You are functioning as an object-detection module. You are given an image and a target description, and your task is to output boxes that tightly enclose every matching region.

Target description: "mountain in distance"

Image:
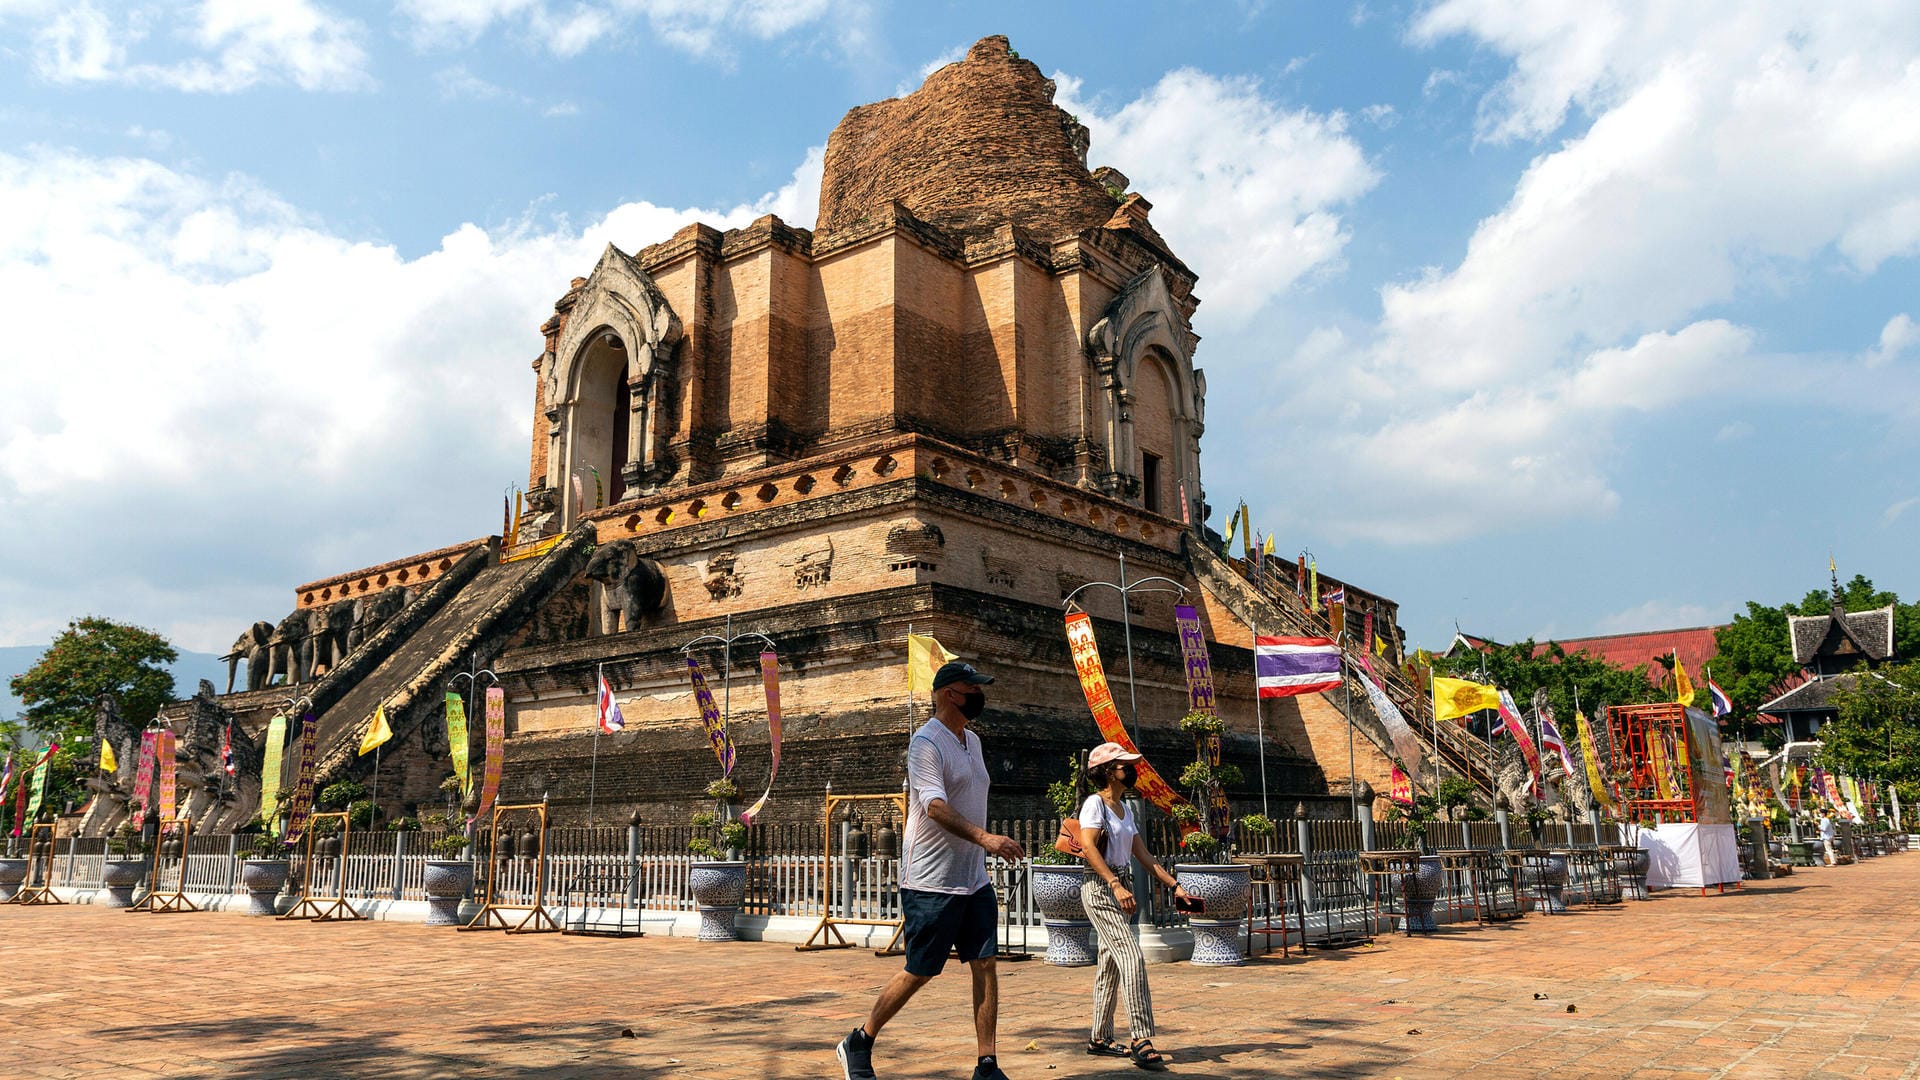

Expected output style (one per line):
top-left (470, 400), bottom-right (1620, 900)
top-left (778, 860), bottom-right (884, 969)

top-left (1, 644), bottom-right (230, 724)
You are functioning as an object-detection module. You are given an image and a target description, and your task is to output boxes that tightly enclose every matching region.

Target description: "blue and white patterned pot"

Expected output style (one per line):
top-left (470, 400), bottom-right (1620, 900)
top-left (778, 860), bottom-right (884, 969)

top-left (239, 859), bottom-right (290, 917)
top-left (1396, 856), bottom-right (1446, 933)
top-left (422, 859), bottom-right (474, 926)
top-left (689, 860), bottom-right (748, 941)
top-left (1176, 864), bottom-right (1251, 967)
top-left (101, 858), bottom-right (146, 909)
top-left (1031, 864), bottom-right (1094, 967)
top-left (1616, 847), bottom-right (1651, 900)
top-left (1520, 853), bottom-right (1572, 913)
top-left (0, 858), bottom-right (25, 902)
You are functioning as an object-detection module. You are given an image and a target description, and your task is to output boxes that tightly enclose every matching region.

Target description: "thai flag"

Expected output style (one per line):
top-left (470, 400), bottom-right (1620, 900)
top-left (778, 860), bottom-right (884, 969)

top-left (1539, 709), bottom-right (1576, 777)
top-left (1708, 679), bottom-right (1732, 718)
top-left (1255, 636), bottom-right (1342, 698)
top-left (597, 671), bottom-right (625, 734)
top-left (222, 723), bottom-right (236, 776)
top-left (1325, 586), bottom-right (1346, 606)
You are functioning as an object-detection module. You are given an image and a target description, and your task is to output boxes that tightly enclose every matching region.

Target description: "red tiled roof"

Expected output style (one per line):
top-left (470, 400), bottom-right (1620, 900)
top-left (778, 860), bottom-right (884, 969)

top-left (1535, 626), bottom-right (1723, 686)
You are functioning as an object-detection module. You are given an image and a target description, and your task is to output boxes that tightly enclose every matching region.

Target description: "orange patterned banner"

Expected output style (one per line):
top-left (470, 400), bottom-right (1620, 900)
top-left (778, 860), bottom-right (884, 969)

top-left (1064, 612), bottom-right (1190, 819)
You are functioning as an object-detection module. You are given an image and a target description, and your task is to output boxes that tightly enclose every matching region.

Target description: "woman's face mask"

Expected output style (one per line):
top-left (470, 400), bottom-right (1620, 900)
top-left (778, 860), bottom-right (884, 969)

top-left (1117, 764), bottom-right (1139, 788)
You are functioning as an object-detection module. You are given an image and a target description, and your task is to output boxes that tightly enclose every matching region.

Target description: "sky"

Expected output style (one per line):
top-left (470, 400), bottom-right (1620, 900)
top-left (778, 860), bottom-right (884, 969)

top-left (0, 0), bottom-right (1916, 659)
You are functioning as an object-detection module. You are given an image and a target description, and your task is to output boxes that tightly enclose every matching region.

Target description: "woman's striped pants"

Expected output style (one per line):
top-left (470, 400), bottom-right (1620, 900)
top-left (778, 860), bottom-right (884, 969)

top-left (1083, 872), bottom-right (1155, 1042)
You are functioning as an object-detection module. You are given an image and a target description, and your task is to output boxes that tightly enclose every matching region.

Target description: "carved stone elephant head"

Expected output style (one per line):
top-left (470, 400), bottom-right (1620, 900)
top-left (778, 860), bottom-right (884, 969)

top-left (582, 539), bottom-right (667, 634)
top-left (311, 600), bottom-right (358, 675)
top-left (267, 608), bottom-right (315, 687)
top-left (347, 586), bottom-right (409, 653)
top-left (224, 620), bottom-right (274, 694)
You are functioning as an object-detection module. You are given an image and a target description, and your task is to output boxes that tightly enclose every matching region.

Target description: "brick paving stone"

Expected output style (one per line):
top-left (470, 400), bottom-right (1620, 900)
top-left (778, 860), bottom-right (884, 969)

top-left (2, 855), bottom-right (1919, 1078)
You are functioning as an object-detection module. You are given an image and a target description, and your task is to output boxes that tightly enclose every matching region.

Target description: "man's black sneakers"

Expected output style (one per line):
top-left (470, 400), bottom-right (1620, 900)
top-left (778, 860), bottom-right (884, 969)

top-left (971, 1055), bottom-right (1011, 1080)
top-left (836, 1026), bottom-right (877, 1080)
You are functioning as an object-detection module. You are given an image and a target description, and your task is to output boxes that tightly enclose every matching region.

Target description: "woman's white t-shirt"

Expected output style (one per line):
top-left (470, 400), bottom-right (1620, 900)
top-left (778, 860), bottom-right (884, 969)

top-left (1077, 793), bottom-right (1137, 871)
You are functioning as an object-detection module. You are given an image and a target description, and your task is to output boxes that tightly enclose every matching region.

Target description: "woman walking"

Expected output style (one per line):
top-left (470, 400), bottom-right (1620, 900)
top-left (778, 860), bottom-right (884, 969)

top-left (1076, 741), bottom-right (1188, 1070)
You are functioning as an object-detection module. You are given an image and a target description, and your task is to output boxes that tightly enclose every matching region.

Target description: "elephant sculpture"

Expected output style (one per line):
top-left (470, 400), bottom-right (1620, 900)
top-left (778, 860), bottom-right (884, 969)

top-left (224, 620), bottom-right (274, 694)
top-left (582, 539), bottom-right (667, 634)
top-left (347, 586), bottom-right (409, 653)
top-left (267, 608), bottom-right (314, 687)
top-left (311, 600), bottom-right (357, 675)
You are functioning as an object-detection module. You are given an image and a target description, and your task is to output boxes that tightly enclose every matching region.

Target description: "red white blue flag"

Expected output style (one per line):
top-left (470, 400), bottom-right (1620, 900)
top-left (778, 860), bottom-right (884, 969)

top-left (1708, 678), bottom-right (1732, 718)
top-left (1255, 636), bottom-right (1342, 698)
top-left (596, 670), bottom-right (625, 734)
top-left (222, 722), bottom-right (236, 776)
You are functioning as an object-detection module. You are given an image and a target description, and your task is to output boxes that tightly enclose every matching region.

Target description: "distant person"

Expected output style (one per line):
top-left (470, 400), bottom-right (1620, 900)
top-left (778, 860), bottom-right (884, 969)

top-left (1074, 741), bottom-right (1188, 1070)
top-left (1820, 812), bottom-right (1837, 865)
top-left (836, 661), bottom-right (1024, 1080)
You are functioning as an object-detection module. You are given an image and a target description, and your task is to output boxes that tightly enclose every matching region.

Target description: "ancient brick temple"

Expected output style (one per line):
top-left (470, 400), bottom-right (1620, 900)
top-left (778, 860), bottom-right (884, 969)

top-left (95, 37), bottom-right (1411, 835)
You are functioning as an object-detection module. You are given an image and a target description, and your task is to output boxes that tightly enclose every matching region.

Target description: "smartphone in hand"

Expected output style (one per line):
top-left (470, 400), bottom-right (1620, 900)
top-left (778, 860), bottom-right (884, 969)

top-left (1173, 894), bottom-right (1205, 914)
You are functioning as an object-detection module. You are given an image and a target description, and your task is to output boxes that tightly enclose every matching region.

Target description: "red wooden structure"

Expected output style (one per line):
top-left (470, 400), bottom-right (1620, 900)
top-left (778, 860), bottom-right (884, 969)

top-left (1607, 703), bottom-right (1700, 823)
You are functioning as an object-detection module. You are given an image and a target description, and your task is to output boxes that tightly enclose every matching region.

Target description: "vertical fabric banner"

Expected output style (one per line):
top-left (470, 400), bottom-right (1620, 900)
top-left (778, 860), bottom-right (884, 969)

top-left (445, 692), bottom-right (471, 794)
top-left (478, 687), bottom-right (505, 820)
top-left (282, 714), bottom-right (320, 844)
top-left (685, 656), bottom-right (738, 777)
top-left (23, 745), bottom-right (55, 827)
top-left (739, 652), bottom-right (784, 826)
top-left (1575, 713), bottom-right (1616, 813)
top-left (1360, 669), bottom-right (1424, 779)
top-left (1388, 764), bottom-right (1414, 806)
top-left (1064, 612), bottom-right (1191, 819)
top-left (1647, 731), bottom-right (1676, 800)
top-left (259, 713), bottom-right (288, 828)
top-left (11, 761), bottom-right (27, 837)
top-left (1172, 605), bottom-right (1229, 838)
top-left (1496, 690), bottom-right (1543, 798)
top-left (156, 730), bottom-right (177, 821)
top-left (132, 730), bottom-right (158, 819)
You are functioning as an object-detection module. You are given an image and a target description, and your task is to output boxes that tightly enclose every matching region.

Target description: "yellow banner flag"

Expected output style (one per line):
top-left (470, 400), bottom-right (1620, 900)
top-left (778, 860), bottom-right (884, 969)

top-left (907, 633), bottom-right (958, 695)
top-left (1433, 677), bottom-right (1503, 723)
top-left (1374, 634), bottom-right (1389, 657)
top-left (1575, 712), bottom-right (1616, 812)
top-left (1673, 654), bottom-right (1694, 705)
top-left (1262, 533), bottom-right (1275, 557)
top-left (99, 739), bottom-right (117, 774)
top-left (1239, 502), bottom-right (1252, 558)
top-left (1648, 731), bottom-right (1676, 800)
top-left (359, 703), bottom-right (393, 756)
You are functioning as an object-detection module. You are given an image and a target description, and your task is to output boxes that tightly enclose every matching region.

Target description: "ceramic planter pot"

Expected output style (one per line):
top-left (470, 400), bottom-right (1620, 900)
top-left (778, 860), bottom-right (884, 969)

top-left (688, 860), bottom-right (748, 941)
top-left (1530, 853), bottom-right (1571, 913)
top-left (100, 857), bottom-right (146, 909)
top-left (423, 859), bottom-right (475, 926)
top-left (1175, 864), bottom-right (1251, 966)
top-left (239, 859), bottom-right (290, 916)
top-left (0, 857), bottom-right (26, 902)
top-left (1389, 856), bottom-right (1446, 932)
top-left (1030, 863), bottom-right (1094, 967)
top-left (1613, 847), bottom-right (1651, 900)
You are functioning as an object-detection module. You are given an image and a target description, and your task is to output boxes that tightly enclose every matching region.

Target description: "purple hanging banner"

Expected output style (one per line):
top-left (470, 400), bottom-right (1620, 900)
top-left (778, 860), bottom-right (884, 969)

top-left (282, 714), bottom-right (320, 844)
top-left (686, 656), bottom-right (737, 777)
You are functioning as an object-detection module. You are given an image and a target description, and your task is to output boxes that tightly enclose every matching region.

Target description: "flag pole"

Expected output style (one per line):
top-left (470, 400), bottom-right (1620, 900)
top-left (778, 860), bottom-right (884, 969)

top-left (1342, 636), bottom-right (1356, 823)
top-left (371, 742), bottom-right (381, 828)
top-left (588, 662), bottom-right (602, 826)
top-left (1253, 613), bottom-right (1268, 817)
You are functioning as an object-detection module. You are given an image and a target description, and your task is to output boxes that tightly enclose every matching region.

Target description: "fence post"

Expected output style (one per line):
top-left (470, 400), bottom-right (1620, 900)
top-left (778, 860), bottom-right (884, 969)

top-left (1459, 821), bottom-right (1471, 849)
top-left (1357, 802), bottom-right (1375, 851)
top-left (65, 834), bottom-right (78, 886)
top-left (392, 831), bottom-right (406, 900)
top-left (1495, 808), bottom-right (1511, 849)
top-left (1296, 816), bottom-right (1315, 911)
top-left (226, 834), bottom-right (240, 894)
top-left (1562, 821), bottom-right (1574, 847)
top-left (626, 823), bottom-right (640, 907)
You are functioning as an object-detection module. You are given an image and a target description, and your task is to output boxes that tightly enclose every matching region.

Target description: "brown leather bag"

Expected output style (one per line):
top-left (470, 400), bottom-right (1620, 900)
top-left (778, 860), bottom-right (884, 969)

top-left (1054, 817), bottom-right (1085, 856)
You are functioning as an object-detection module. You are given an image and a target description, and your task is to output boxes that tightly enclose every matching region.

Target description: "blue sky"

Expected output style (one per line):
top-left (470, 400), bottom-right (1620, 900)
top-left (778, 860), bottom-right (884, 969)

top-left (0, 1), bottom-right (1915, 658)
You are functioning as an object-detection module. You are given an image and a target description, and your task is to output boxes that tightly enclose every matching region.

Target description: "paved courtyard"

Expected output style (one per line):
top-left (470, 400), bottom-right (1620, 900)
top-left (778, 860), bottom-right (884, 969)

top-left (3, 855), bottom-right (1918, 1079)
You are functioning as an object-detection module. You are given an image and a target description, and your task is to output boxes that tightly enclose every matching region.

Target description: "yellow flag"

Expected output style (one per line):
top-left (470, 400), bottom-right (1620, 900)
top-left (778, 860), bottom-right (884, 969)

top-left (1262, 533), bottom-right (1275, 557)
top-left (1225, 504), bottom-right (1241, 547)
top-left (1374, 634), bottom-right (1388, 657)
top-left (906, 634), bottom-right (958, 695)
top-left (100, 740), bottom-right (117, 774)
top-left (1432, 677), bottom-right (1503, 723)
top-left (359, 703), bottom-right (393, 756)
top-left (1673, 654), bottom-right (1694, 705)
top-left (1575, 712), bottom-right (1616, 812)
top-left (1239, 502), bottom-right (1253, 557)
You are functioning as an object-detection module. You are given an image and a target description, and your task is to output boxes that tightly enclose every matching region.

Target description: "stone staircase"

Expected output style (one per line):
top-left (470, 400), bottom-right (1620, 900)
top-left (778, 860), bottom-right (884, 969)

top-left (1187, 540), bottom-right (1497, 802)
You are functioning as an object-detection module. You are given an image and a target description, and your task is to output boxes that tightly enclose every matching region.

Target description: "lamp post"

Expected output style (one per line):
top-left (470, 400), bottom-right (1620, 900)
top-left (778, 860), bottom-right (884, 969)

top-left (1061, 552), bottom-right (1188, 746)
top-left (447, 656), bottom-right (497, 818)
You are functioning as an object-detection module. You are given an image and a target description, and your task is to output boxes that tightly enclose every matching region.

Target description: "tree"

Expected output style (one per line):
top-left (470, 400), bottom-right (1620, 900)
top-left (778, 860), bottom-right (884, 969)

top-left (1823, 661), bottom-right (1920, 805)
top-left (1712, 575), bottom-right (1918, 720)
top-left (1433, 638), bottom-right (1660, 734)
top-left (8, 617), bottom-right (178, 817)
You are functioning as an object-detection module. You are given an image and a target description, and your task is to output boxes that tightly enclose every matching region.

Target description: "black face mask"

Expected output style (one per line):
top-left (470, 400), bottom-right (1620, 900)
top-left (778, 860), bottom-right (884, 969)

top-left (1117, 764), bottom-right (1138, 788)
top-left (958, 690), bottom-right (986, 720)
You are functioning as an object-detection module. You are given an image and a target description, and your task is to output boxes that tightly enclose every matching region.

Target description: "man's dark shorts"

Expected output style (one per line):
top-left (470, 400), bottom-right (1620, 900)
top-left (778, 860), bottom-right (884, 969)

top-left (901, 884), bottom-right (998, 977)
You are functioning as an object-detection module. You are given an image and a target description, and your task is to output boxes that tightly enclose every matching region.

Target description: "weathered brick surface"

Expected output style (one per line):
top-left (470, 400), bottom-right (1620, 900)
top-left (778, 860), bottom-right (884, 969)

top-left (6, 853), bottom-right (1916, 1077)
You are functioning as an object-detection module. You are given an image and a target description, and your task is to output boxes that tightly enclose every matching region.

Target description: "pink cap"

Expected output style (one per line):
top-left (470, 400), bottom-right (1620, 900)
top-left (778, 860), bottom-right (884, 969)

top-left (1087, 742), bottom-right (1143, 769)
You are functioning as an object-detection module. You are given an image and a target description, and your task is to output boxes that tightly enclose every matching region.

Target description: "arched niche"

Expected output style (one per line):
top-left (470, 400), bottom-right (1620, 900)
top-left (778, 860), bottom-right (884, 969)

top-left (543, 244), bottom-right (683, 526)
top-left (1086, 263), bottom-right (1205, 524)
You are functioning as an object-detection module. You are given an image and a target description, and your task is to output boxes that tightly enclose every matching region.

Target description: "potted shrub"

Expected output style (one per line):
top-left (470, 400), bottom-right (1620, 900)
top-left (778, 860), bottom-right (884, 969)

top-left (419, 809), bottom-right (473, 926)
top-left (687, 777), bottom-right (748, 941)
top-left (1236, 813), bottom-right (1277, 853)
top-left (1031, 758), bottom-right (1095, 967)
top-left (239, 817), bottom-right (292, 916)
top-left (1172, 711), bottom-right (1251, 967)
top-left (101, 823), bottom-right (150, 908)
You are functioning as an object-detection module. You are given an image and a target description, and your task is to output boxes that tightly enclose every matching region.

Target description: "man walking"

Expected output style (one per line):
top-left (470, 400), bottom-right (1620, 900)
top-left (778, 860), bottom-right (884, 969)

top-left (837, 661), bottom-right (1025, 1080)
top-left (1820, 811), bottom-right (1837, 865)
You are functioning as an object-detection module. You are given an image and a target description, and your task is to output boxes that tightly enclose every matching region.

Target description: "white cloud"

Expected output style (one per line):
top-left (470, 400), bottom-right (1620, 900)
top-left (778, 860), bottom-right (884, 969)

top-left (398, 0), bottom-right (874, 63)
top-left (895, 43), bottom-right (964, 96)
top-left (1223, 5), bottom-right (1920, 544)
top-left (1862, 313), bottom-right (1917, 368)
top-left (1715, 421), bottom-right (1753, 443)
top-left (1594, 600), bottom-right (1721, 635)
top-left (1056, 69), bottom-right (1379, 325)
top-left (16, 0), bottom-right (372, 93)
top-left (1884, 496), bottom-right (1920, 528)
top-left (1360, 103), bottom-right (1397, 128)
top-left (0, 146), bottom-right (819, 650)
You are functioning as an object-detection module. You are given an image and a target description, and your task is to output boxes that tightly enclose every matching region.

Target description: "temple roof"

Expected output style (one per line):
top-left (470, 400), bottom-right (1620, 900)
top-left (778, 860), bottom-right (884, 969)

top-left (1788, 604), bottom-right (1894, 665)
top-left (1760, 673), bottom-right (1854, 714)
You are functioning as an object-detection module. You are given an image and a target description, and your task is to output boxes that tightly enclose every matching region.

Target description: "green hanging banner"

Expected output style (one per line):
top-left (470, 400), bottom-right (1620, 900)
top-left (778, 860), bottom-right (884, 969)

top-left (259, 713), bottom-right (288, 833)
top-left (24, 744), bottom-right (57, 826)
top-left (445, 692), bottom-right (470, 796)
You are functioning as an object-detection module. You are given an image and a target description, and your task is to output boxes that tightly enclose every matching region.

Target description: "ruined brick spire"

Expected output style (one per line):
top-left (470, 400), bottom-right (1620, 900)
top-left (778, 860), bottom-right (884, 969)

top-left (815, 35), bottom-right (1119, 243)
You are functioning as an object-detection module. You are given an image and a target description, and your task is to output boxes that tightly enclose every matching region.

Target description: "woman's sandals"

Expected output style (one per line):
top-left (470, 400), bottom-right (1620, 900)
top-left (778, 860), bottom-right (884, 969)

top-left (1087, 1038), bottom-right (1130, 1058)
top-left (1130, 1039), bottom-right (1167, 1069)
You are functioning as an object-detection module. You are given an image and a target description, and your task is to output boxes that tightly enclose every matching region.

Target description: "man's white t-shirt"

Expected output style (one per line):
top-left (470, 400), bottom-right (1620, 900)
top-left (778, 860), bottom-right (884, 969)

top-left (902, 717), bottom-right (992, 895)
top-left (1077, 793), bottom-right (1137, 871)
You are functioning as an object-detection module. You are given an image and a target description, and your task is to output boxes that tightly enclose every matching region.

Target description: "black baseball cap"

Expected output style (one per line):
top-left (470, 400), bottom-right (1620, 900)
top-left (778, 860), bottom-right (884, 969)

top-left (931, 660), bottom-right (994, 692)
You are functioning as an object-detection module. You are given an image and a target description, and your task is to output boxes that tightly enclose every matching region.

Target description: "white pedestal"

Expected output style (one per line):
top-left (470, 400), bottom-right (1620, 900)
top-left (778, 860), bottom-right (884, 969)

top-left (1637, 823), bottom-right (1741, 890)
